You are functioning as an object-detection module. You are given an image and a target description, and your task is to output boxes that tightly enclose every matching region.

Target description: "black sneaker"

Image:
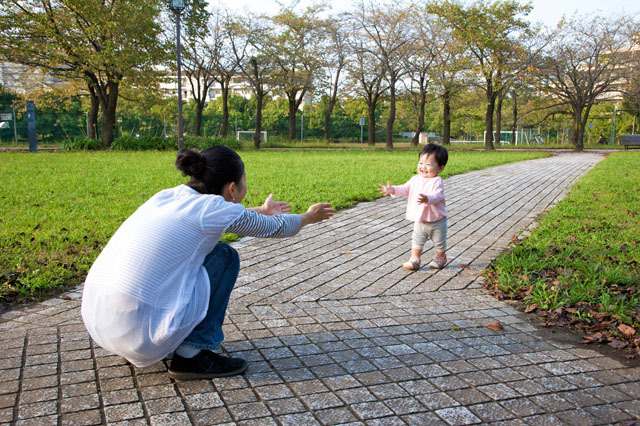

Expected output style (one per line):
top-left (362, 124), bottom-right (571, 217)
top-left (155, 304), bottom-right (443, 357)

top-left (168, 350), bottom-right (248, 380)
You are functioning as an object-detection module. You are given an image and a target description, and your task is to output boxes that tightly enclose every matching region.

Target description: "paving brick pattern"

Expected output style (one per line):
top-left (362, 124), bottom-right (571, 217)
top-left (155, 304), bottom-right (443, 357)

top-left (2, 152), bottom-right (639, 425)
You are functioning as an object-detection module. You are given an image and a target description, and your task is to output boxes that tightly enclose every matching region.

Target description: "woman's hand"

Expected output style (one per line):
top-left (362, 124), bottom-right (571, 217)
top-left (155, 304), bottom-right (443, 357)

top-left (301, 203), bottom-right (335, 226)
top-left (257, 194), bottom-right (292, 216)
top-left (378, 181), bottom-right (394, 196)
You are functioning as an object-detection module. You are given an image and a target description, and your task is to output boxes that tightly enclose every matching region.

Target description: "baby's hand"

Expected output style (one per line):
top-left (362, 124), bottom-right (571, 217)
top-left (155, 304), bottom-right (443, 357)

top-left (418, 194), bottom-right (429, 204)
top-left (378, 181), bottom-right (394, 196)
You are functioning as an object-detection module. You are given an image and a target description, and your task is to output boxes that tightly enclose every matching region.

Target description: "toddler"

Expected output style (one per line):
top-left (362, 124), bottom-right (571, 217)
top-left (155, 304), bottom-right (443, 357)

top-left (379, 143), bottom-right (448, 270)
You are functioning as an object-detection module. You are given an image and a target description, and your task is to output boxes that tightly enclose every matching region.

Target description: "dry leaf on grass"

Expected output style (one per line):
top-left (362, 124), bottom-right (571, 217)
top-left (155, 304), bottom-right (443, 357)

top-left (618, 324), bottom-right (636, 337)
top-left (486, 321), bottom-right (503, 331)
top-left (608, 339), bottom-right (628, 349)
top-left (582, 333), bottom-right (602, 344)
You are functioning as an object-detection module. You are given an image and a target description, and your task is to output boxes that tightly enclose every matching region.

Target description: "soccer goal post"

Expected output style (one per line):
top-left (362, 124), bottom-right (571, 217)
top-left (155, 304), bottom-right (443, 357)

top-left (483, 130), bottom-right (519, 145)
top-left (236, 130), bottom-right (267, 142)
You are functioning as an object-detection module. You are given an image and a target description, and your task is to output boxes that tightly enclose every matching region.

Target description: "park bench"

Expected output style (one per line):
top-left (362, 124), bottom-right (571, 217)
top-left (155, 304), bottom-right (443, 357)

top-left (620, 134), bottom-right (640, 150)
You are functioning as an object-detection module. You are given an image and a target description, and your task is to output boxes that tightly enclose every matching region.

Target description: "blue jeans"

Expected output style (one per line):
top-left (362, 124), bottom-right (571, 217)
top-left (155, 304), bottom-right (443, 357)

top-left (181, 242), bottom-right (239, 351)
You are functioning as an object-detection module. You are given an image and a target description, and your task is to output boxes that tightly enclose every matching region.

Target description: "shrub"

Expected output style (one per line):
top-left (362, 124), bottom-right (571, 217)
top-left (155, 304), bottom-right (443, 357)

top-left (107, 135), bottom-right (240, 151)
top-left (110, 135), bottom-right (172, 151)
top-left (110, 135), bottom-right (141, 151)
top-left (61, 136), bottom-right (103, 151)
top-left (184, 136), bottom-right (242, 151)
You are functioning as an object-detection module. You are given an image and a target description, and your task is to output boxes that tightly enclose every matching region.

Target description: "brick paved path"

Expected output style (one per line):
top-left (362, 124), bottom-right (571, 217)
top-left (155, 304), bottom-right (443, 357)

top-left (2, 152), bottom-right (639, 425)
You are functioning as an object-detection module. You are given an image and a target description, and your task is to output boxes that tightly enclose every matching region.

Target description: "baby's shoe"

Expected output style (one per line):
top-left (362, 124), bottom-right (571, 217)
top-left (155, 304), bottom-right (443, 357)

top-left (427, 254), bottom-right (447, 269)
top-left (402, 258), bottom-right (420, 271)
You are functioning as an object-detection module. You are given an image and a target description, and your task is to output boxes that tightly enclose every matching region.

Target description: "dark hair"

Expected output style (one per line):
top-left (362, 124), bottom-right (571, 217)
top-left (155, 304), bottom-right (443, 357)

top-left (175, 146), bottom-right (245, 195)
top-left (419, 143), bottom-right (448, 168)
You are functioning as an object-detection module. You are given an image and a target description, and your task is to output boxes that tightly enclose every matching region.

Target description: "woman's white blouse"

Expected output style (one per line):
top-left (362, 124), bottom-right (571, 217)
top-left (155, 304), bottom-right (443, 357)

top-left (81, 185), bottom-right (299, 367)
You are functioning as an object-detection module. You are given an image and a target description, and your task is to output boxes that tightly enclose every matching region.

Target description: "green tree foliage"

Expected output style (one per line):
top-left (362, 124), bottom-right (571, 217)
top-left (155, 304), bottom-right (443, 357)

top-left (179, 0), bottom-right (219, 137)
top-left (429, 0), bottom-right (532, 150)
top-left (536, 15), bottom-right (635, 150)
top-left (267, 7), bottom-right (325, 141)
top-left (0, 0), bottom-right (169, 147)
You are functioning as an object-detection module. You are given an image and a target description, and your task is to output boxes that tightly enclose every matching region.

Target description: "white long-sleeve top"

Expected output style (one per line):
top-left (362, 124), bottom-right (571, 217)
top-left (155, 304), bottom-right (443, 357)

top-left (81, 185), bottom-right (301, 367)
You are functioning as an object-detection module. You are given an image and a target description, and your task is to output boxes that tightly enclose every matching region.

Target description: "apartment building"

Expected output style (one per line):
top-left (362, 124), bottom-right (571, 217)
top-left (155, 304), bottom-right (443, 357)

top-left (159, 73), bottom-right (254, 103)
top-left (0, 62), bottom-right (65, 94)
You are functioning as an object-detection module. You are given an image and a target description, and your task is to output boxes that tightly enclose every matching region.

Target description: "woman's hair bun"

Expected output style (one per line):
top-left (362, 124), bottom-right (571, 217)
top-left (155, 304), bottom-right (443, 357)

top-left (175, 149), bottom-right (206, 178)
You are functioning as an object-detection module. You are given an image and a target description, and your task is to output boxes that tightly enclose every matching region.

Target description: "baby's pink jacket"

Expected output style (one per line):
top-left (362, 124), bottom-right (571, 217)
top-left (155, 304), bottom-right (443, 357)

top-left (391, 175), bottom-right (447, 223)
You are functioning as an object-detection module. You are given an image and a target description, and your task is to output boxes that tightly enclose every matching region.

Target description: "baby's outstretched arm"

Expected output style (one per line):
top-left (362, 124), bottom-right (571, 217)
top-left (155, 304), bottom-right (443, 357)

top-left (378, 181), bottom-right (395, 196)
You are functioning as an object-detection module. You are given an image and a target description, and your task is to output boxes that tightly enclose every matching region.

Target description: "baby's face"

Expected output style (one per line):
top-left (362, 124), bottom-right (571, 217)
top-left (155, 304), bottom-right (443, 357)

top-left (417, 153), bottom-right (443, 178)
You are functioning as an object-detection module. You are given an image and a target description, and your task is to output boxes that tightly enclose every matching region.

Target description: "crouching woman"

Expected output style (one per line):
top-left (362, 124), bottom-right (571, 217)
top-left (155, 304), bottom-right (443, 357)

top-left (81, 146), bottom-right (334, 380)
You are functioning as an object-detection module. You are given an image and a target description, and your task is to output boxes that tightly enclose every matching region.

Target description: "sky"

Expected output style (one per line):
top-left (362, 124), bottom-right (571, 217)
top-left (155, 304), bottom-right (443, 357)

top-left (213, 0), bottom-right (639, 28)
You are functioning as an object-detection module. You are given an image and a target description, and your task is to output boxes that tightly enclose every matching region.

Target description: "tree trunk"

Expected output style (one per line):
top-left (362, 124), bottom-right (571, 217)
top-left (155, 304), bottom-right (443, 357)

top-left (254, 92), bottom-right (263, 149)
top-left (442, 90), bottom-right (451, 145)
top-left (220, 84), bottom-right (229, 137)
top-left (411, 89), bottom-right (426, 147)
top-left (367, 106), bottom-right (376, 145)
top-left (323, 68), bottom-right (341, 141)
top-left (511, 89), bottom-right (517, 145)
top-left (87, 85), bottom-right (99, 140)
top-left (484, 81), bottom-right (496, 150)
top-left (572, 107), bottom-right (584, 151)
top-left (385, 79), bottom-right (396, 150)
top-left (323, 100), bottom-right (335, 141)
top-left (101, 81), bottom-right (119, 148)
top-left (495, 92), bottom-right (503, 146)
top-left (194, 100), bottom-right (204, 137)
top-left (288, 97), bottom-right (297, 141)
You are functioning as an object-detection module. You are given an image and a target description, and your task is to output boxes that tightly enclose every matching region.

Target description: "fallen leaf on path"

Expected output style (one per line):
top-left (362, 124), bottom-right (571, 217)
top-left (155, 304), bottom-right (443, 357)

top-left (460, 264), bottom-right (472, 270)
top-left (486, 321), bottom-right (503, 331)
top-left (60, 295), bottom-right (71, 300)
top-left (524, 304), bottom-right (537, 313)
top-left (345, 248), bottom-right (351, 254)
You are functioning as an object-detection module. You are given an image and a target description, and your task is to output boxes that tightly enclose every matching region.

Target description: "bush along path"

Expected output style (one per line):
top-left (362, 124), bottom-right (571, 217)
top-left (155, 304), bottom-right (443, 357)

top-left (485, 151), bottom-right (640, 358)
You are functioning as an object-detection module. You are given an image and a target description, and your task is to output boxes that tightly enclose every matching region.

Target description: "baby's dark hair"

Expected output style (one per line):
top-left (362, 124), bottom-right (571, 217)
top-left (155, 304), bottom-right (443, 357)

top-left (419, 143), bottom-right (448, 168)
top-left (175, 146), bottom-right (244, 195)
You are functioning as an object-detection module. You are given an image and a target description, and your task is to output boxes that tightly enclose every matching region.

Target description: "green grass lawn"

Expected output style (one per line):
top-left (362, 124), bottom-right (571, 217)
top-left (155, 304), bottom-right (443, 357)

top-left (0, 149), bottom-right (546, 306)
top-left (485, 152), bottom-right (640, 355)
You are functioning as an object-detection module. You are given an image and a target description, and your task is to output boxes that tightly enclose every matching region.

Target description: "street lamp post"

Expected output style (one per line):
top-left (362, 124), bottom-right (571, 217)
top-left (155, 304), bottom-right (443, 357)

top-left (170, 0), bottom-right (185, 151)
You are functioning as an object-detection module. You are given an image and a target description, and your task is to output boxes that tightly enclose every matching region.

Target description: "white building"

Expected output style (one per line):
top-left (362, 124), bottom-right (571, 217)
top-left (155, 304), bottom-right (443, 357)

top-left (0, 62), bottom-right (66, 94)
top-left (159, 73), bottom-right (254, 103)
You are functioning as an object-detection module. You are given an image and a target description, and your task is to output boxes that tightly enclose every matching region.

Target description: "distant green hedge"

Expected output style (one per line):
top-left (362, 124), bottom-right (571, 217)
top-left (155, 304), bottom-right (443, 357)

top-left (61, 135), bottom-right (242, 151)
